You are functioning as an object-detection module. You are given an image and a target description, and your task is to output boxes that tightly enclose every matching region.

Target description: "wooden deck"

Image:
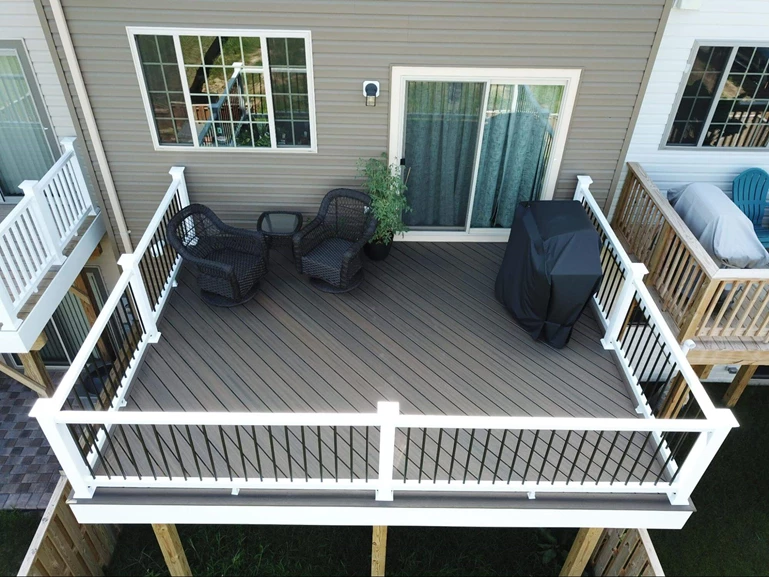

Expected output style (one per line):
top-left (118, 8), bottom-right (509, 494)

top-left (124, 242), bottom-right (638, 419)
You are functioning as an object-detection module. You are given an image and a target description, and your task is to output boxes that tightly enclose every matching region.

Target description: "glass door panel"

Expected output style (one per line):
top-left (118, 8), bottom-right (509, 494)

top-left (0, 50), bottom-right (55, 199)
top-left (470, 84), bottom-right (564, 229)
top-left (403, 81), bottom-right (484, 229)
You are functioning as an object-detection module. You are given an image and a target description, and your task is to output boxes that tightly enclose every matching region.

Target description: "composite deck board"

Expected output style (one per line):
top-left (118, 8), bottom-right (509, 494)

top-left (127, 242), bottom-right (636, 417)
top-left (91, 243), bottom-right (671, 487)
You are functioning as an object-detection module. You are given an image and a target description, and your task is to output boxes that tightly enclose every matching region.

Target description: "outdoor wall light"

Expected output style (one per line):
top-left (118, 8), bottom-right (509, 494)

top-left (363, 81), bottom-right (380, 106)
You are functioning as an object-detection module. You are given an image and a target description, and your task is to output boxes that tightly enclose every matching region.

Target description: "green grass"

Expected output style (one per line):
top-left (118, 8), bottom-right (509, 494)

top-left (107, 525), bottom-right (576, 576)
top-left (0, 510), bottom-right (42, 576)
top-left (651, 383), bottom-right (769, 576)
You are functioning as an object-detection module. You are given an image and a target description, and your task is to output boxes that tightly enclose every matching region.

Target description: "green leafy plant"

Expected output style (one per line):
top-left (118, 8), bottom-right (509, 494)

top-left (535, 528), bottom-right (571, 569)
top-left (357, 153), bottom-right (411, 244)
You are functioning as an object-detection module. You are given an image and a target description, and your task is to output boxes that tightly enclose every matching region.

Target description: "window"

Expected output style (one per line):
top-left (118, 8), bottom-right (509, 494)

top-left (0, 41), bottom-right (57, 199)
top-left (128, 29), bottom-right (316, 151)
top-left (667, 45), bottom-right (769, 148)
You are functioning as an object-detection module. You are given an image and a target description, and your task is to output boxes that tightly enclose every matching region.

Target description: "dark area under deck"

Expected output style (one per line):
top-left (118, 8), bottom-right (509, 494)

top-left (126, 242), bottom-right (637, 419)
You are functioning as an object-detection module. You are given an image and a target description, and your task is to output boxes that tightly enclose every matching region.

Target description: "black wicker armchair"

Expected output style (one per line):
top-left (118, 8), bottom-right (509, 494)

top-left (293, 189), bottom-right (377, 292)
top-left (166, 204), bottom-right (268, 306)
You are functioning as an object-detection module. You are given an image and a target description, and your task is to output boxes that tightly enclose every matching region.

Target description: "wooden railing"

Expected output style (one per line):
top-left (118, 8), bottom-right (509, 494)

top-left (17, 477), bottom-right (119, 577)
top-left (29, 172), bottom-right (737, 508)
top-left (0, 137), bottom-right (95, 329)
top-left (612, 163), bottom-right (769, 342)
top-left (589, 528), bottom-right (664, 576)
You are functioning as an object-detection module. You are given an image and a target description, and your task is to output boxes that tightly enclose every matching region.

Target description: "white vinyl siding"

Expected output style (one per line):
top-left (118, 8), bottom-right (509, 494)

top-left (619, 0), bottom-right (769, 212)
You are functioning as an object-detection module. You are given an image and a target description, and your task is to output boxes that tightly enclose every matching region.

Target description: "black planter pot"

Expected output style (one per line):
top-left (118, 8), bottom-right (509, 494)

top-left (364, 237), bottom-right (393, 261)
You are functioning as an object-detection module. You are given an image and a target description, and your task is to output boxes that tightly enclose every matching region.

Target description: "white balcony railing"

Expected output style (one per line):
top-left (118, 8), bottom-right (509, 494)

top-left (0, 137), bottom-right (95, 328)
top-left (31, 170), bottom-right (737, 507)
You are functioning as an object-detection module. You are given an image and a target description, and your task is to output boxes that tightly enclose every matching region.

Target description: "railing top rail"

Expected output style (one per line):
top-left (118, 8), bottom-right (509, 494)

top-left (712, 267), bottom-right (769, 280)
top-left (625, 162), bottom-right (720, 278)
top-left (32, 269), bottom-right (134, 415)
top-left (131, 166), bottom-right (186, 262)
top-left (33, 147), bottom-right (76, 193)
top-left (49, 407), bottom-right (737, 431)
top-left (580, 176), bottom-right (726, 424)
top-left (577, 175), bottom-right (641, 276)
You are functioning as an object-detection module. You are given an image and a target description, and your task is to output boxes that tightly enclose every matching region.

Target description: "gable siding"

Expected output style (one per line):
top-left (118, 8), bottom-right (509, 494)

top-left (45, 0), bottom-right (667, 241)
top-left (0, 0), bottom-right (74, 144)
top-left (618, 0), bottom-right (769, 210)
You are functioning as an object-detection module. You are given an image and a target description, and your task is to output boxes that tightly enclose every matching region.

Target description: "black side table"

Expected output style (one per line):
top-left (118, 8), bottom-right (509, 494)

top-left (257, 211), bottom-right (303, 249)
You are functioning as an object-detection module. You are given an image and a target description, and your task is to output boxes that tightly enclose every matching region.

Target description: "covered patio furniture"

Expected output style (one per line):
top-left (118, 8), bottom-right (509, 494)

top-left (293, 188), bottom-right (377, 292)
top-left (733, 167), bottom-right (769, 247)
top-left (495, 200), bottom-right (602, 349)
top-left (166, 203), bottom-right (268, 306)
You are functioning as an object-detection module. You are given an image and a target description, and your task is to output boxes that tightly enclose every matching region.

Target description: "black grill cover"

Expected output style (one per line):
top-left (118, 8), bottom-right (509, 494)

top-left (495, 201), bottom-right (602, 349)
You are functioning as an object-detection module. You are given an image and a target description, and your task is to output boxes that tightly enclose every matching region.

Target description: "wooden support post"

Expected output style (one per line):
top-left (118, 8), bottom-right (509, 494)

top-left (18, 332), bottom-right (55, 398)
top-left (560, 527), bottom-right (603, 577)
top-left (723, 365), bottom-right (758, 408)
top-left (371, 525), bottom-right (387, 577)
top-left (692, 365), bottom-right (713, 380)
top-left (152, 524), bottom-right (191, 576)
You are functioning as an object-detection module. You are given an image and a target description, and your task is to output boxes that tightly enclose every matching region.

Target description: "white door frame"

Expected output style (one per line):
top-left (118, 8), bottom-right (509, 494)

top-left (388, 66), bottom-right (581, 242)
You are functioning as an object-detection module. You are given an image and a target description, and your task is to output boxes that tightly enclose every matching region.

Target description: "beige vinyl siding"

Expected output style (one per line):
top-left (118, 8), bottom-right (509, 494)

top-left (43, 0), bottom-right (666, 241)
top-left (0, 0), bottom-right (74, 145)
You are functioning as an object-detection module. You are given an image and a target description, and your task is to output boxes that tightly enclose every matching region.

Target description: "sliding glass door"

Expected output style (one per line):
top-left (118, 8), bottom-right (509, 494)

top-left (390, 68), bottom-right (579, 238)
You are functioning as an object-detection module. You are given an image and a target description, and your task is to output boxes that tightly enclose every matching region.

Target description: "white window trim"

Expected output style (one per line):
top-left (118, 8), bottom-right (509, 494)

top-left (387, 66), bottom-right (581, 241)
top-left (661, 41), bottom-right (769, 151)
top-left (126, 27), bottom-right (318, 153)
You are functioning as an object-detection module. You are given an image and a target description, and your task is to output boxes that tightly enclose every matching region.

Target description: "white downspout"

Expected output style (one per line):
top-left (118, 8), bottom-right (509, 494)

top-left (48, 0), bottom-right (133, 252)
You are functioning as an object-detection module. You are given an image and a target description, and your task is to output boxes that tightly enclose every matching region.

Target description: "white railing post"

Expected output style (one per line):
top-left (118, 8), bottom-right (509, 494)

top-left (376, 401), bottom-right (399, 501)
top-left (118, 253), bottom-right (160, 343)
top-left (168, 166), bottom-right (189, 207)
top-left (32, 403), bottom-right (95, 499)
top-left (573, 175), bottom-right (592, 203)
top-left (19, 180), bottom-right (66, 265)
top-left (668, 409), bottom-right (737, 505)
top-left (600, 262), bottom-right (648, 350)
top-left (60, 137), bottom-right (95, 215)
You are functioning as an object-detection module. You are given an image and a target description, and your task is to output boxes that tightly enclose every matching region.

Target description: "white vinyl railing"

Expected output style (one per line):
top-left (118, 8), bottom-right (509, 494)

top-left (31, 172), bottom-right (737, 508)
top-left (0, 137), bottom-right (94, 328)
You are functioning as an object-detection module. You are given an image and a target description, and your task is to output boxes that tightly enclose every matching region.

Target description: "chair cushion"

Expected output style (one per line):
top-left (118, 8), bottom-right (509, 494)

top-left (301, 238), bottom-right (354, 286)
top-left (198, 249), bottom-right (266, 298)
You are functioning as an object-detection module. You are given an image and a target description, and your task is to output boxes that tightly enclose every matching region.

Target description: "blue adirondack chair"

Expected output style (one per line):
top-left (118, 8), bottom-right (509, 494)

top-left (733, 167), bottom-right (769, 248)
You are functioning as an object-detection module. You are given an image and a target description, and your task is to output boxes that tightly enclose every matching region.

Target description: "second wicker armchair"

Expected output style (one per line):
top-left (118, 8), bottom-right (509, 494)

top-left (293, 189), bottom-right (377, 292)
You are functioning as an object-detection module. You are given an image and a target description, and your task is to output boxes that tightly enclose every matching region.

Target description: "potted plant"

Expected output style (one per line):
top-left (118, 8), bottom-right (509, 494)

top-left (357, 153), bottom-right (411, 261)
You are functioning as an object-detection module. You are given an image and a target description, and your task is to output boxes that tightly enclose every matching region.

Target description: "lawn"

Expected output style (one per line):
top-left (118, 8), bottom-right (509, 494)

top-left (107, 525), bottom-right (575, 576)
top-left (0, 510), bottom-right (42, 575)
top-left (650, 383), bottom-right (769, 576)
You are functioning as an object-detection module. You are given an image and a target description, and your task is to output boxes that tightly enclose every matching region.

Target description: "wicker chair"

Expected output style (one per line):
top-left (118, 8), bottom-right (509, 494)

top-left (293, 189), bottom-right (377, 292)
top-left (166, 204), bottom-right (268, 306)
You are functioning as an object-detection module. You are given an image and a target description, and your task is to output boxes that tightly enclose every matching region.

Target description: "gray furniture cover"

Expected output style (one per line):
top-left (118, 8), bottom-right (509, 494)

top-left (667, 182), bottom-right (769, 269)
top-left (495, 200), bottom-right (603, 349)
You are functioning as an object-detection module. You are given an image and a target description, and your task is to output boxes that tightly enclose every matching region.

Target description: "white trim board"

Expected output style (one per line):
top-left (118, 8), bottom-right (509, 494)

top-left (70, 500), bottom-right (693, 530)
top-left (125, 27), bottom-right (317, 153)
top-left (388, 66), bottom-right (581, 241)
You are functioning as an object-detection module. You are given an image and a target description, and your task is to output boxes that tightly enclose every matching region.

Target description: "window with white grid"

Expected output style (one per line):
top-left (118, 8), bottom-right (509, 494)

top-left (129, 29), bottom-right (316, 151)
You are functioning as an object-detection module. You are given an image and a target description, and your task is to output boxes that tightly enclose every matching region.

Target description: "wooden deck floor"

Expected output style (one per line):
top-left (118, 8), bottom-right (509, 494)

top-left (125, 242), bottom-right (638, 419)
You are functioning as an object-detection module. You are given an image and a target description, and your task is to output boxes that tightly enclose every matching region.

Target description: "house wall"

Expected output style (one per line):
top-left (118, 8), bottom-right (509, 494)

top-left (0, 0), bottom-right (75, 146)
top-left (616, 0), bottom-right (769, 209)
top-left (43, 0), bottom-right (670, 241)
